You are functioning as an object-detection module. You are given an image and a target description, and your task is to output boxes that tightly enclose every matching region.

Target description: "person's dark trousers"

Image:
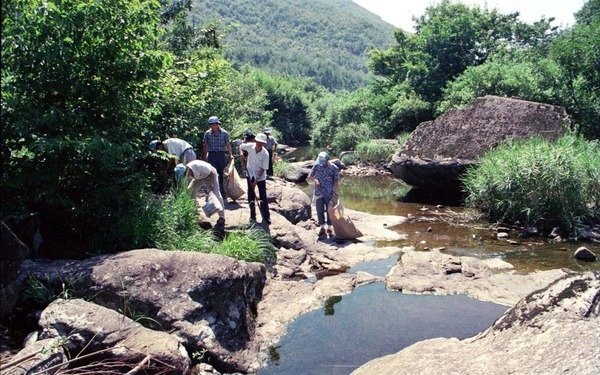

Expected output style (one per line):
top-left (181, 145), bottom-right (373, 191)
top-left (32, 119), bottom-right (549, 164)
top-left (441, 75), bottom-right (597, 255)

top-left (207, 152), bottom-right (228, 198)
top-left (267, 150), bottom-right (274, 177)
top-left (247, 178), bottom-right (270, 223)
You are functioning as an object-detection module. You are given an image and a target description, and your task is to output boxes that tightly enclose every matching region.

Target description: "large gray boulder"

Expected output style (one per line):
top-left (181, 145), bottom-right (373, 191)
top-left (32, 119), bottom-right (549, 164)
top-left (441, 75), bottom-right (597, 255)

top-left (353, 271), bottom-right (600, 375)
top-left (19, 249), bottom-right (266, 373)
top-left (389, 96), bottom-right (569, 191)
top-left (267, 179), bottom-right (312, 224)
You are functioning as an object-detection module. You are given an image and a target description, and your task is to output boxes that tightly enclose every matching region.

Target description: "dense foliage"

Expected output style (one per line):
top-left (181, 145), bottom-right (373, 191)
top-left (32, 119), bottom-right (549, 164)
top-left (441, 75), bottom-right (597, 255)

top-left (2, 0), bottom-right (599, 256)
top-left (190, 0), bottom-right (396, 91)
top-left (0, 0), bottom-right (272, 256)
top-left (462, 135), bottom-right (600, 235)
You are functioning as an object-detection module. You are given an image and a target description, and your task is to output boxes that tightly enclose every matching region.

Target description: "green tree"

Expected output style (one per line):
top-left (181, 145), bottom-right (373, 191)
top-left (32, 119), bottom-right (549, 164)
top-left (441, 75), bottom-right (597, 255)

top-left (368, 0), bottom-right (557, 132)
top-left (1, 0), bottom-right (170, 254)
top-left (549, 0), bottom-right (600, 139)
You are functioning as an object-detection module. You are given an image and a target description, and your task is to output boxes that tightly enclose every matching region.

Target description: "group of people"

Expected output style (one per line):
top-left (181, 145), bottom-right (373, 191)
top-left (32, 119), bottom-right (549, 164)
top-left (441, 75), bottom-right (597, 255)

top-left (150, 115), bottom-right (340, 234)
top-left (149, 116), bottom-right (280, 227)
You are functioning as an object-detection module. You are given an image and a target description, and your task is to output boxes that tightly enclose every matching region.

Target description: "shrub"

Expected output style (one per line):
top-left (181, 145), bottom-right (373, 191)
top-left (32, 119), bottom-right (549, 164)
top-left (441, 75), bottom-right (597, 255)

top-left (273, 159), bottom-right (292, 178)
top-left (115, 182), bottom-right (276, 263)
top-left (355, 139), bottom-right (398, 164)
top-left (462, 134), bottom-right (600, 235)
top-left (212, 228), bottom-right (275, 263)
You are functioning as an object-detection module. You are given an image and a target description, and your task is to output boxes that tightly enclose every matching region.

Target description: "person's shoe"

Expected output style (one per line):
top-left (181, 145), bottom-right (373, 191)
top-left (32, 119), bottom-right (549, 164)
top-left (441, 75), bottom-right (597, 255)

top-left (317, 226), bottom-right (326, 235)
top-left (326, 226), bottom-right (333, 235)
top-left (216, 217), bottom-right (225, 226)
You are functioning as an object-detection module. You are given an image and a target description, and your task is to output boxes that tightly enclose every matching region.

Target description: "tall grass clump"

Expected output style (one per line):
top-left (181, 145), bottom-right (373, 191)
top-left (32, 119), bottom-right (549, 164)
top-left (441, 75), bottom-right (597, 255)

top-left (118, 181), bottom-right (217, 252)
top-left (462, 134), bottom-right (600, 235)
top-left (273, 159), bottom-right (292, 178)
top-left (355, 139), bottom-right (398, 164)
top-left (212, 227), bottom-right (275, 263)
top-left (115, 181), bottom-right (276, 263)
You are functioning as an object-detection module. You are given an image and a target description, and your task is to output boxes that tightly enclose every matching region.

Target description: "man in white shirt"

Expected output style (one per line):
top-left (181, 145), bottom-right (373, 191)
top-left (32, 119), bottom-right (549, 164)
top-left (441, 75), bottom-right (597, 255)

top-left (239, 133), bottom-right (271, 225)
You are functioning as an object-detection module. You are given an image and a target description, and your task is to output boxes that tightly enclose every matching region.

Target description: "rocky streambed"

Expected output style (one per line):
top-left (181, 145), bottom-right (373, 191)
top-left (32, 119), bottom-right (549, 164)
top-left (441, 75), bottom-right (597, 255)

top-left (1, 177), bottom-right (598, 374)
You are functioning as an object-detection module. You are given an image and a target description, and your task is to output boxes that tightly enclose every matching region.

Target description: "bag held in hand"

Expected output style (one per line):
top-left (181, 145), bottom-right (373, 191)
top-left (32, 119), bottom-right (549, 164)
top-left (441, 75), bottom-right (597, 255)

top-left (327, 197), bottom-right (363, 240)
top-left (224, 160), bottom-right (246, 201)
top-left (202, 191), bottom-right (223, 217)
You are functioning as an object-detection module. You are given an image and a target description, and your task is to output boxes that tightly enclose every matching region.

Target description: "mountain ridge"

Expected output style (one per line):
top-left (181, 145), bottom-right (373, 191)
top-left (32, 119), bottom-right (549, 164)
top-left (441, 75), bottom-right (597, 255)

top-left (190, 0), bottom-right (398, 91)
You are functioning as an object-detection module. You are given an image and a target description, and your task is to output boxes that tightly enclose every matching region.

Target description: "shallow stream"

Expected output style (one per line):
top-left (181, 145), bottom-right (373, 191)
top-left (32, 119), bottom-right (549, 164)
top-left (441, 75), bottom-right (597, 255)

top-left (258, 173), bottom-right (599, 374)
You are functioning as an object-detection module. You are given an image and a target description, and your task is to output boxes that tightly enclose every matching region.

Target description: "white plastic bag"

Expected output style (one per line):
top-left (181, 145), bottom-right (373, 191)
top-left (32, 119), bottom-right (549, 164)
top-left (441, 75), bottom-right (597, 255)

top-left (202, 191), bottom-right (223, 217)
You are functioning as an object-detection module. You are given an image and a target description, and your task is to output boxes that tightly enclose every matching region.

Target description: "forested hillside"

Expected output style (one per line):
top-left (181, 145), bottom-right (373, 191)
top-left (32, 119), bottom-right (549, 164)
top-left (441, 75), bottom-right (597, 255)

top-left (189, 0), bottom-right (397, 91)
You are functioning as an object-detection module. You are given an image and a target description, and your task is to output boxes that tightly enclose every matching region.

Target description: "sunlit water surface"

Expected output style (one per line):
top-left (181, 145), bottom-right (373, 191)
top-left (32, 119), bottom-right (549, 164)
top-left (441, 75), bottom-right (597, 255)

top-left (257, 170), bottom-right (598, 374)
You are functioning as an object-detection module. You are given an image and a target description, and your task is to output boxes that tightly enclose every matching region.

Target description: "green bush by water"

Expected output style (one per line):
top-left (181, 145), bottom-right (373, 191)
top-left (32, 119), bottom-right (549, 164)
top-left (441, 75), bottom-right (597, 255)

top-left (352, 134), bottom-right (408, 165)
top-left (273, 159), bottom-right (292, 178)
top-left (462, 134), bottom-right (600, 235)
top-left (212, 228), bottom-right (275, 263)
top-left (116, 182), bottom-right (274, 263)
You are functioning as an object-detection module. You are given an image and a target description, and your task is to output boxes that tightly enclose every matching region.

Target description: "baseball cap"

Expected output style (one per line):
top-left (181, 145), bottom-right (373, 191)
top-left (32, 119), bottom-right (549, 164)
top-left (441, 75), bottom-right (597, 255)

top-left (208, 116), bottom-right (220, 124)
top-left (316, 151), bottom-right (329, 166)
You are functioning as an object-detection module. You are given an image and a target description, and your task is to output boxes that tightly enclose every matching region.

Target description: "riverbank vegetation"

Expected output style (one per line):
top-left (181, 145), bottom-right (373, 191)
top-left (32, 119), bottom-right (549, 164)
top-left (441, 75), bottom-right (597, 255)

top-left (2, 0), bottom-right (599, 257)
top-left (462, 134), bottom-right (600, 236)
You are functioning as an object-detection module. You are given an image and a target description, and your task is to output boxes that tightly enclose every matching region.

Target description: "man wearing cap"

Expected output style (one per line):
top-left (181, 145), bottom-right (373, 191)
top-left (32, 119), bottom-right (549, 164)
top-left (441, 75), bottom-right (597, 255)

top-left (186, 160), bottom-right (225, 226)
top-left (239, 133), bottom-right (271, 225)
top-left (263, 128), bottom-right (278, 179)
top-left (149, 138), bottom-right (197, 176)
top-left (307, 151), bottom-right (340, 235)
top-left (203, 116), bottom-right (234, 199)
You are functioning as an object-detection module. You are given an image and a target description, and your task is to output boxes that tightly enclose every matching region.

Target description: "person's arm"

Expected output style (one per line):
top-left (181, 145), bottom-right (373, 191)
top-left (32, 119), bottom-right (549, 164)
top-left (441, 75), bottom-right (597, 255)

top-left (227, 141), bottom-right (233, 159)
top-left (307, 167), bottom-right (320, 186)
top-left (203, 142), bottom-right (208, 160)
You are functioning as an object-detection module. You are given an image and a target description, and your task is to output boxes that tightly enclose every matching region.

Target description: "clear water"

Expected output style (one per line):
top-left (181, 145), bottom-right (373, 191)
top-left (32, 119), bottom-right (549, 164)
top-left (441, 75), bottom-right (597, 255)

top-left (259, 282), bottom-right (508, 375)
top-left (257, 172), bottom-right (597, 374)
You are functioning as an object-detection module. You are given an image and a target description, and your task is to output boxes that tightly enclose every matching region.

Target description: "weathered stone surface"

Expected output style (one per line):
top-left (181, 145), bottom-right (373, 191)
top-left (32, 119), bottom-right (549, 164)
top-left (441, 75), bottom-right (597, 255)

top-left (19, 250), bottom-right (266, 373)
top-left (353, 271), bottom-right (600, 375)
top-left (0, 221), bottom-right (31, 318)
top-left (38, 299), bottom-right (189, 373)
top-left (389, 95), bottom-right (569, 190)
top-left (266, 180), bottom-right (312, 224)
top-left (575, 246), bottom-right (597, 262)
top-left (283, 161), bottom-right (312, 183)
top-left (386, 247), bottom-right (566, 306)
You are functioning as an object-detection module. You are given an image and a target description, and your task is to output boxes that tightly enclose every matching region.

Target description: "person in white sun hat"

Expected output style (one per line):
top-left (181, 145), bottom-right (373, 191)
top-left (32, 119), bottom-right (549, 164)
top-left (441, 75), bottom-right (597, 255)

top-left (239, 133), bottom-right (271, 225)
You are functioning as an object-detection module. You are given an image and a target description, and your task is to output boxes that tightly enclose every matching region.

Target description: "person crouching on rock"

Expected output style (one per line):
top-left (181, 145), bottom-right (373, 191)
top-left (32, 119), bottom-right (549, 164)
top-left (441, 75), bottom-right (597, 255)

top-left (307, 151), bottom-right (340, 235)
top-left (185, 160), bottom-right (225, 226)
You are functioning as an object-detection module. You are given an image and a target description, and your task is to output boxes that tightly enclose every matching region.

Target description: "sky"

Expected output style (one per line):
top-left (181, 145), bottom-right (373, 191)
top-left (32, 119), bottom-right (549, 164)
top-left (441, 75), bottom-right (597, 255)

top-left (352, 0), bottom-right (586, 32)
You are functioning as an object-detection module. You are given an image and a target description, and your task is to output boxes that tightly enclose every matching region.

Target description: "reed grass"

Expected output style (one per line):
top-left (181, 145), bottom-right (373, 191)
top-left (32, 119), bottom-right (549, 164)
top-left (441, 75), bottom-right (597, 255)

top-left (273, 159), bottom-right (292, 178)
top-left (117, 182), bottom-right (274, 263)
top-left (462, 134), bottom-right (600, 235)
top-left (211, 228), bottom-right (275, 263)
top-left (355, 140), bottom-right (398, 164)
